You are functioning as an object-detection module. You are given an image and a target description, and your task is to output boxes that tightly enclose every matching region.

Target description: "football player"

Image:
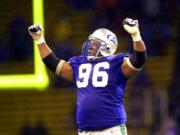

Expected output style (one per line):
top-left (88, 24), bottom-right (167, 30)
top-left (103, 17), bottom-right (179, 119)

top-left (28, 18), bottom-right (147, 135)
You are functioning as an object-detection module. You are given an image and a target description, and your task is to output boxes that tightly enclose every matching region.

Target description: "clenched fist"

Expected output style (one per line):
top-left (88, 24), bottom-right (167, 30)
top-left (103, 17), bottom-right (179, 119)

top-left (28, 24), bottom-right (45, 44)
top-left (123, 18), bottom-right (141, 41)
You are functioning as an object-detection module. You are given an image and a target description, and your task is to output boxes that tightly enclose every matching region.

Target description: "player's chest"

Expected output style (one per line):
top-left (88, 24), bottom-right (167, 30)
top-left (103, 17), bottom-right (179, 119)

top-left (75, 61), bottom-right (118, 88)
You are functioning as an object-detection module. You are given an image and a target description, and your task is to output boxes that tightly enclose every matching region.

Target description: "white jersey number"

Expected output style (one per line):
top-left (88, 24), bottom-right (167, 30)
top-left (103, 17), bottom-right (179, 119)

top-left (76, 62), bottom-right (110, 88)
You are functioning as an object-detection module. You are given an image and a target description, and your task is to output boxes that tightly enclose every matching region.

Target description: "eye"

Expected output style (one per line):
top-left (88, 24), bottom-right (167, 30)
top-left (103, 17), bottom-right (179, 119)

top-left (91, 41), bottom-right (101, 46)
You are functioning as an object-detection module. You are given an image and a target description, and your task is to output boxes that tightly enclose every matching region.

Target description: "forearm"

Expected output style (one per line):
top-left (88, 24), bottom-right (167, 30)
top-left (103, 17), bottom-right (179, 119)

top-left (37, 42), bottom-right (64, 74)
top-left (38, 42), bottom-right (53, 59)
top-left (38, 43), bottom-right (73, 81)
top-left (128, 40), bottom-right (147, 70)
top-left (29, 26), bottom-right (63, 73)
top-left (123, 18), bottom-right (147, 70)
top-left (133, 40), bottom-right (146, 52)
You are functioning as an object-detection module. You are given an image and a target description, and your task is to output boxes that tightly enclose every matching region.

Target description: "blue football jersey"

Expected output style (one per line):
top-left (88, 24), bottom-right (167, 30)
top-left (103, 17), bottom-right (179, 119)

top-left (69, 53), bottom-right (129, 131)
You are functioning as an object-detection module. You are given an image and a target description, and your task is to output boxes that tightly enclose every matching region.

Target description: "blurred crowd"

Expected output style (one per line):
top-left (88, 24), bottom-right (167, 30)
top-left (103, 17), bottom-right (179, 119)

top-left (1, 0), bottom-right (179, 62)
top-left (0, 16), bottom-right (33, 62)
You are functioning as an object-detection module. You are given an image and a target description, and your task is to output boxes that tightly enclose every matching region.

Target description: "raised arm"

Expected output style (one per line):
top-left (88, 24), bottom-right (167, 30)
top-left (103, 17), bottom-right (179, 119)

top-left (121, 18), bottom-right (147, 78)
top-left (28, 24), bottom-right (74, 81)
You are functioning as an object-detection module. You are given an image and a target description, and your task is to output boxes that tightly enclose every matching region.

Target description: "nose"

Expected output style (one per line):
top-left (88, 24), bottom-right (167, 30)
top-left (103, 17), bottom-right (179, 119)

top-left (89, 46), bottom-right (93, 50)
top-left (88, 45), bottom-right (96, 51)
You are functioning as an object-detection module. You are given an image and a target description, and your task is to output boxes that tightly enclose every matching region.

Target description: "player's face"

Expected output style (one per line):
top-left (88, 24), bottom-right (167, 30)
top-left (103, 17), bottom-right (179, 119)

top-left (88, 40), bottom-right (101, 57)
top-left (88, 40), bottom-right (101, 52)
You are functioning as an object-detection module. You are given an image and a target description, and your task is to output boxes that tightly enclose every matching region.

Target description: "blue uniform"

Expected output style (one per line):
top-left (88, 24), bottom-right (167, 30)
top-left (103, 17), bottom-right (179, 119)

top-left (69, 53), bottom-right (129, 131)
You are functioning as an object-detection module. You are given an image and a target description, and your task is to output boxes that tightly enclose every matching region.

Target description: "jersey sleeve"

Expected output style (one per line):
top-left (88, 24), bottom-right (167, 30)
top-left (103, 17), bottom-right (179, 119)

top-left (68, 56), bottom-right (85, 81)
top-left (68, 56), bottom-right (85, 64)
top-left (112, 53), bottom-right (130, 65)
top-left (68, 56), bottom-right (77, 64)
top-left (68, 56), bottom-right (79, 76)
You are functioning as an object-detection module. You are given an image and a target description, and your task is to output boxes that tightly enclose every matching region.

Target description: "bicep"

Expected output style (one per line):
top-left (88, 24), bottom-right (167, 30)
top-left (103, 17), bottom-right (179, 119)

top-left (57, 61), bottom-right (74, 81)
top-left (121, 58), bottom-right (139, 78)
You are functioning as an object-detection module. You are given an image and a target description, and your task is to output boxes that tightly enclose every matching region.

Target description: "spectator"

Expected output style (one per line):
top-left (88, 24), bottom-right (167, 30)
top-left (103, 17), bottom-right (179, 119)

top-left (141, 18), bottom-right (172, 56)
top-left (52, 16), bottom-right (77, 88)
top-left (19, 121), bottom-right (34, 135)
top-left (8, 15), bottom-right (33, 61)
top-left (34, 120), bottom-right (49, 135)
top-left (65, 0), bottom-right (95, 10)
top-left (0, 37), bottom-right (10, 62)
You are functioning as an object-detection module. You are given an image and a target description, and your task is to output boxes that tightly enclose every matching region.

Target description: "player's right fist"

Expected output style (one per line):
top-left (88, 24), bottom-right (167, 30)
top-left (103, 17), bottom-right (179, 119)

top-left (123, 18), bottom-right (139, 35)
top-left (123, 18), bottom-right (142, 41)
top-left (28, 24), bottom-right (45, 44)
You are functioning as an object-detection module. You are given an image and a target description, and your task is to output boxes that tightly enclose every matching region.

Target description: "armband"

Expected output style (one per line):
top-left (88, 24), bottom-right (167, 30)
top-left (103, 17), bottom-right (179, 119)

top-left (127, 50), bottom-right (147, 71)
top-left (42, 53), bottom-right (60, 73)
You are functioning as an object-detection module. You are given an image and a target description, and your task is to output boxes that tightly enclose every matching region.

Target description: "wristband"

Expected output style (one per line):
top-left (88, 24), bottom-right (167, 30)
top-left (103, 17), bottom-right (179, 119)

top-left (36, 35), bottom-right (45, 44)
top-left (131, 33), bottom-right (142, 42)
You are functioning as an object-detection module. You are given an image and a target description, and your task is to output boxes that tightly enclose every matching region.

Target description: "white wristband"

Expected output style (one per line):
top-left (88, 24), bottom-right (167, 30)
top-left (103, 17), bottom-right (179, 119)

top-left (131, 33), bottom-right (142, 42)
top-left (36, 35), bottom-right (45, 45)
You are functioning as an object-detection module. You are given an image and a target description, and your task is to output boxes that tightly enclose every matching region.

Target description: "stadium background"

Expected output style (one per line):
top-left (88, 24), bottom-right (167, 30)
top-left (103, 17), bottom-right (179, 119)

top-left (0, 0), bottom-right (179, 134)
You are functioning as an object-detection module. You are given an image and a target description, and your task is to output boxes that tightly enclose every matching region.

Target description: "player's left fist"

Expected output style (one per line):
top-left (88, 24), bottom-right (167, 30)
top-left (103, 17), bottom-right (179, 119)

top-left (123, 18), bottom-right (141, 41)
top-left (28, 24), bottom-right (45, 44)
